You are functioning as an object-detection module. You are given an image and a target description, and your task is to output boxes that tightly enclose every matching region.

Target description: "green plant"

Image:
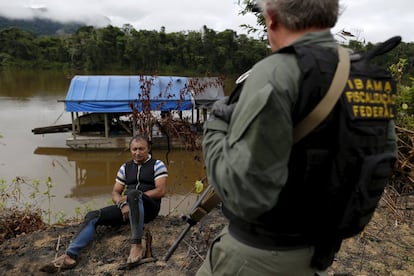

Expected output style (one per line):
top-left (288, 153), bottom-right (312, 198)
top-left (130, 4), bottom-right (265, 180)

top-left (42, 176), bottom-right (55, 224)
top-left (387, 58), bottom-right (414, 196)
top-left (54, 210), bottom-right (67, 225)
top-left (74, 206), bottom-right (83, 221)
top-left (390, 59), bottom-right (414, 129)
top-left (0, 176), bottom-right (58, 223)
top-left (0, 177), bottom-right (7, 209)
top-left (0, 177), bottom-right (48, 243)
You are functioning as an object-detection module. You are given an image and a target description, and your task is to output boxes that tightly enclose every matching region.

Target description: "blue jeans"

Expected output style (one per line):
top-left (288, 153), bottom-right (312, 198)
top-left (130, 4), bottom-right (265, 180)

top-left (66, 190), bottom-right (160, 258)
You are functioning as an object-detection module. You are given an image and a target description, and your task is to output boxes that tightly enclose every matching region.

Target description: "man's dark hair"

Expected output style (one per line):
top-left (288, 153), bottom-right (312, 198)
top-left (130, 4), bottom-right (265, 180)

top-left (129, 135), bottom-right (151, 149)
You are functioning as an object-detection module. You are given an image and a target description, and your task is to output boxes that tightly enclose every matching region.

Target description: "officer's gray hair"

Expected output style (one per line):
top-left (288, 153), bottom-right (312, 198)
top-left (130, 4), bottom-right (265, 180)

top-left (256, 0), bottom-right (340, 31)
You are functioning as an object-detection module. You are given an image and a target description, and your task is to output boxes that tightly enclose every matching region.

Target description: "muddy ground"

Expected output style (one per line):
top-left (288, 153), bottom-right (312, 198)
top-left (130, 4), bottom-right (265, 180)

top-left (0, 195), bottom-right (413, 276)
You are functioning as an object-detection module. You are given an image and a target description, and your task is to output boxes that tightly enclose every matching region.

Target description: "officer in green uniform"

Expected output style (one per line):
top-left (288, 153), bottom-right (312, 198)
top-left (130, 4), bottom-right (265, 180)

top-left (198, 0), bottom-right (344, 275)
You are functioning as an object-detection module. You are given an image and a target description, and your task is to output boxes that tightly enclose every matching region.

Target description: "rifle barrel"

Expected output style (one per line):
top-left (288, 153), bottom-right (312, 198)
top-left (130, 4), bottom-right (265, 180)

top-left (163, 223), bottom-right (192, 261)
top-left (164, 184), bottom-right (216, 261)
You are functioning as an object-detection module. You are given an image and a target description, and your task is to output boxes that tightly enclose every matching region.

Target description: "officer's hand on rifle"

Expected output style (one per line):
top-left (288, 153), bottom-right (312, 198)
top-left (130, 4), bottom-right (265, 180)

top-left (210, 96), bottom-right (236, 123)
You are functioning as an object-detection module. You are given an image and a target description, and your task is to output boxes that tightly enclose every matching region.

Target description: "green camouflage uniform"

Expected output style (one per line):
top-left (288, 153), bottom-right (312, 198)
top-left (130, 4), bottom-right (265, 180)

top-left (198, 31), bottom-right (335, 276)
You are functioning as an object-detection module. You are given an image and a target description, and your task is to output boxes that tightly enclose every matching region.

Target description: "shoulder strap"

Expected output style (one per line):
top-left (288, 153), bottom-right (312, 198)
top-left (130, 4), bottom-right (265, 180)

top-left (293, 46), bottom-right (350, 143)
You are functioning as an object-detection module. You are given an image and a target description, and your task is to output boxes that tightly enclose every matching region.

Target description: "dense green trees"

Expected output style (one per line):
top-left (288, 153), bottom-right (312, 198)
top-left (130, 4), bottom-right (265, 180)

top-left (0, 25), bottom-right (269, 77)
top-left (0, 23), bottom-right (413, 84)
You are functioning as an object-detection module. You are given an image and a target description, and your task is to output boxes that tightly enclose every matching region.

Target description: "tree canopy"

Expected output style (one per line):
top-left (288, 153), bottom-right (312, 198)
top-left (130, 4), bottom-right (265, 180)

top-left (0, 20), bottom-right (412, 84)
top-left (0, 25), bottom-right (269, 77)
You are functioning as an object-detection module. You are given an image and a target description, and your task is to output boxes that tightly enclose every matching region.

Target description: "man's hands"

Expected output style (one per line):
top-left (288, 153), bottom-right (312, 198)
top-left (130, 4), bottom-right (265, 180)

top-left (121, 204), bottom-right (129, 221)
top-left (210, 96), bottom-right (236, 123)
top-left (116, 197), bottom-right (129, 221)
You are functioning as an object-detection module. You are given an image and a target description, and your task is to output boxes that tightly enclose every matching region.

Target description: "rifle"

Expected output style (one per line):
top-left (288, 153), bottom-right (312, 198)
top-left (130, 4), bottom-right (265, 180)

top-left (163, 183), bottom-right (221, 261)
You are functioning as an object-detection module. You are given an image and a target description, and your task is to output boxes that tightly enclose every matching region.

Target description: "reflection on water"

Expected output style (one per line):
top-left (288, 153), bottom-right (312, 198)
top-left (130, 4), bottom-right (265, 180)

top-left (0, 70), bottom-right (208, 223)
top-left (0, 70), bottom-right (72, 98)
top-left (33, 147), bottom-right (206, 195)
top-left (33, 147), bottom-right (129, 197)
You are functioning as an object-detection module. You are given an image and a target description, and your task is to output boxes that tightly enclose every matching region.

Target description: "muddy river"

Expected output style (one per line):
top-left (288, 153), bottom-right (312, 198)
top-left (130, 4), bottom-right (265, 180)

top-left (0, 70), bottom-right (207, 223)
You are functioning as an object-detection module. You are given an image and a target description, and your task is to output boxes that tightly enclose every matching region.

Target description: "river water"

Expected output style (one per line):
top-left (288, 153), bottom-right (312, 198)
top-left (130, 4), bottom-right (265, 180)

top-left (0, 70), bottom-right (207, 223)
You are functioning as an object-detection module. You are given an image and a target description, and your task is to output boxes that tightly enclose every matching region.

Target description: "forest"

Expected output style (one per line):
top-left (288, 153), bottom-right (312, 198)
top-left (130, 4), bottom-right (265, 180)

top-left (0, 24), bottom-right (268, 77)
top-left (0, 23), bottom-right (414, 84)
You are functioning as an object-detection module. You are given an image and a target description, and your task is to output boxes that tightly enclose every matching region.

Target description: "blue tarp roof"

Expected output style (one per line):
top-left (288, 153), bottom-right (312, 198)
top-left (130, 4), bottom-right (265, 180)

top-left (65, 75), bottom-right (199, 113)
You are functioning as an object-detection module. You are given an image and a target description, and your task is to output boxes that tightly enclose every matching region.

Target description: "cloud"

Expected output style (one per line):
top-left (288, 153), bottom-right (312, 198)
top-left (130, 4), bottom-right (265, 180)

top-left (0, 0), bottom-right (412, 43)
top-left (335, 0), bottom-right (414, 43)
top-left (0, 0), bottom-right (253, 33)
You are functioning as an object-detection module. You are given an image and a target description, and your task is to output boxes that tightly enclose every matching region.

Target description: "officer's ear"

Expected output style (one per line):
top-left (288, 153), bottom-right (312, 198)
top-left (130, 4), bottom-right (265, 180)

top-left (265, 9), bottom-right (280, 31)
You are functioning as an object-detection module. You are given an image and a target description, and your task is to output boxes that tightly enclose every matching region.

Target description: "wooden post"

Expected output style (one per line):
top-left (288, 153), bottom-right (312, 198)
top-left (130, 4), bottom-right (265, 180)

top-left (71, 112), bottom-right (77, 140)
top-left (104, 113), bottom-right (109, 138)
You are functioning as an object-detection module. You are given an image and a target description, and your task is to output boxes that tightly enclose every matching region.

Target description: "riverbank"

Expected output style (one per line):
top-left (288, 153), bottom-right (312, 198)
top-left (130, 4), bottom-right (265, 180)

top-left (0, 197), bottom-right (413, 275)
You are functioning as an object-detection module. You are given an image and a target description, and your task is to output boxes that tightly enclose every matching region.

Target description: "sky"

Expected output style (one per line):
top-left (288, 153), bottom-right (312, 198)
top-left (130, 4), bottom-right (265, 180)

top-left (0, 0), bottom-right (412, 44)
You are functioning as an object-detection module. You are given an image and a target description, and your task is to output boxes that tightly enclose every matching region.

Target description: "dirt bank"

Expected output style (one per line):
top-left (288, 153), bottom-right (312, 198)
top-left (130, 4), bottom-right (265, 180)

top-left (0, 197), bottom-right (413, 276)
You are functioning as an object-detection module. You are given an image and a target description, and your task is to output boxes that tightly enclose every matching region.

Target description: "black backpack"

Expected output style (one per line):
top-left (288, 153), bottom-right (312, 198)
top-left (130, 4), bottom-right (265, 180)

top-left (327, 37), bottom-right (401, 239)
top-left (289, 37), bottom-right (401, 239)
top-left (287, 37), bottom-right (401, 269)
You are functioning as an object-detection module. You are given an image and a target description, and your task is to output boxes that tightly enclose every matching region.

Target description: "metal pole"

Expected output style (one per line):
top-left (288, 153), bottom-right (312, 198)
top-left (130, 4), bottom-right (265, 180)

top-left (163, 223), bottom-right (192, 261)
